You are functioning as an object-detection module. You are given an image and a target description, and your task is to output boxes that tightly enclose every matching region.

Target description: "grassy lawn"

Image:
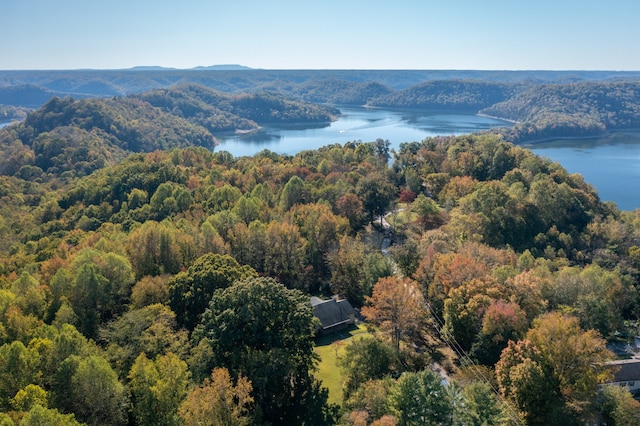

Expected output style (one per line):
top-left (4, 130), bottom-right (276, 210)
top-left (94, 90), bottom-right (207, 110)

top-left (313, 323), bottom-right (372, 407)
top-left (386, 204), bottom-right (418, 228)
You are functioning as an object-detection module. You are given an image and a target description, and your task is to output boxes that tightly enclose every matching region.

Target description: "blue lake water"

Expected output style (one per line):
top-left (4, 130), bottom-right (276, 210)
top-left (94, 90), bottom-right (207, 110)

top-left (216, 107), bottom-right (511, 157)
top-left (528, 134), bottom-right (640, 211)
top-left (217, 107), bottom-right (640, 211)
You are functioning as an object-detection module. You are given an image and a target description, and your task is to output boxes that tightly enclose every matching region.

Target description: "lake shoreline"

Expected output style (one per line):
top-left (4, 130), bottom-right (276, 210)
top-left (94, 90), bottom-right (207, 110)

top-left (477, 112), bottom-right (519, 124)
top-left (516, 128), bottom-right (640, 146)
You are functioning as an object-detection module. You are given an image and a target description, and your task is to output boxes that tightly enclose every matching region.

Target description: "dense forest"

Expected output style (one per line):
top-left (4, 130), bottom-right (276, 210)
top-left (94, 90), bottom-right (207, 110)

top-left (0, 86), bottom-right (336, 179)
top-left (482, 81), bottom-right (640, 142)
top-left (1, 86), bottom-right (640, 424)
top-left (2, 78), bottom-right (640, 424)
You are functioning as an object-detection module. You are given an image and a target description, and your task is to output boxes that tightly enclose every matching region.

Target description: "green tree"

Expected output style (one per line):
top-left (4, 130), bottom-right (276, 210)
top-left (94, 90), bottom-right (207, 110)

top-left (127, 188), bottom-right (148, 210)
top-left (0, 341), bottom-right (41, 409)
top-left (389, 370), bottom-right (452, 426)
top-left (10, 384), bottom-right (48, 412)
top-left (101, 303), bottom-right (190, 378)
top-left (356, 172), bottom-right (396, 224)
top-left (0, 413), bottom-right (13, 426)
top-left (230, 220), bottom-right (268, 273)
top-left (19, 404), bottom-right (83, 426)
top-left (207, 184), bottom-right (243, 212)
top-left (390, 239), bottom-right (421, 278)
top-left (548, 265), bottom-right (634, 338)
top-left (168, 253), bottom-right (257, 330)
top-left (280, 175), bottom-right (305, 212)
top-left (192, 277), bottom-right (331, 425)
top-left (232, 195), bottom-right (261, 224)
top-left (412, 194), bottom-right (440, 230)
top-left (11, 272), bottom-right (46, 319)
top-left (337, 337), bottom-right (397, 399)
top-left (68, 249), bottom-right (136, 338)
top-left (329, 235), bottom-right (366, 306)
top-left (127, 220), bottom-right (185, 277)
top-left (149, 182), bottom-right (191, 219)
top-left (455, 381), bottom-right (507, 426)
top-left (49, 323), bottom-right (98, 371)
top-left (68, 355), bottom-right (128, 426)
top-left (343, 378), bottom-right (396, 423)
top-left (598, 385), bottom-right (640, 426)
top-left (287, 203), bottom-right (342, 290)
top-left (264, 221), bottom-right (307, 289)
top-left (69, 263), bottom-right (107, 339)
top-left (128, 352), bottom-right (190, 426)
top-left (336, 193), bottom-right (365, 231)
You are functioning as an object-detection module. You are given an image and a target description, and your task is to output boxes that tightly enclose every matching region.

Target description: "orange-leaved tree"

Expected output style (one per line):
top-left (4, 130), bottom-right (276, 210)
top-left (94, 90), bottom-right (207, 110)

top-left (362, 276), bottom-right (426, 352)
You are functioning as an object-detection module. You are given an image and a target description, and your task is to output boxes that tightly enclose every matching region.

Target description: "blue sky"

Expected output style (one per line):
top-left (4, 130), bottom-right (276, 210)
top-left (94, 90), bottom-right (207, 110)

top-left (3, 0), bottom-right (639, 70)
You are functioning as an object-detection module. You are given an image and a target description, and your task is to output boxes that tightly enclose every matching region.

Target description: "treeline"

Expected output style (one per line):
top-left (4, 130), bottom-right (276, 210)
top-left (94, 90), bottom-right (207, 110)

top-left (3, 69), bottom-right (640, 107)
top-left (483, 81), bottom-right (640, 142)
top-left (0, 132), bottom-right (640, 423)
top-left (368, 80), bottom-right (520, 111)
top-left (135, 84), bottom-right (338, 130)
top-left (290, 80), bottom-right (394, 105)
top-left (0, 86), bottom-right (336, 179)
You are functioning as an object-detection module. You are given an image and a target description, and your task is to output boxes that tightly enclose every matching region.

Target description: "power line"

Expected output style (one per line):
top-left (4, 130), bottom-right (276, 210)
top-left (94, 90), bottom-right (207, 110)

top-left (425, 301), bottom-right (524, 426)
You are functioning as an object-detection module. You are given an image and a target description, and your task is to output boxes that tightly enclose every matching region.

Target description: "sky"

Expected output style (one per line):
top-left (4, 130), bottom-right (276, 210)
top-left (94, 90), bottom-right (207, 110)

top-left (3, 0), bottom-right (640, 71)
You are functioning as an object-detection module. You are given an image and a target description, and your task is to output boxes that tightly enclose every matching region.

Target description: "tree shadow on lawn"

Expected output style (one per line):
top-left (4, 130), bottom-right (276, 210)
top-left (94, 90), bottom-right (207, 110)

top-left (314, 322), bottom-right (372, 347)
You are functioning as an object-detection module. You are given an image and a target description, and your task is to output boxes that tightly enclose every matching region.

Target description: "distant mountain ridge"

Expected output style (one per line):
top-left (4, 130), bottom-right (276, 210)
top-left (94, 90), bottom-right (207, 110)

top-left (3, 69), bottom-right (640, 110)
top-left (190, 64), bottom-right (253, 70)
top-left (126, 64), bottom-right (253, 71)
top-left (3, 69), bottom-right (640, 144)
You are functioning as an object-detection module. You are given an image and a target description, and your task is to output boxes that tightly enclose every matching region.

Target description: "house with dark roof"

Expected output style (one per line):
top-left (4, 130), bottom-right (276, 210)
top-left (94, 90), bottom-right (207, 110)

top-left (604, 359), bottom-right (640, 394)
top-left (310, 296), bottom-right (356, 335)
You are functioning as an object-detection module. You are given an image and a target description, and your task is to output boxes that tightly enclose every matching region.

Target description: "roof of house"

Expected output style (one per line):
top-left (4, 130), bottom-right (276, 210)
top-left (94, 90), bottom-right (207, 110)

top-left (606, 359), bottom-right (640, 382)
top-left (311, 297), bottom-right (356, 330)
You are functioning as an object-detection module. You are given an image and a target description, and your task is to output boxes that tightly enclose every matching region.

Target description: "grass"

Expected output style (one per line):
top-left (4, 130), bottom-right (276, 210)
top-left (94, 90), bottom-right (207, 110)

top-left (386, 203), bottom-right (418, 228)
top-left (313, 323), bottom-right (372, 406)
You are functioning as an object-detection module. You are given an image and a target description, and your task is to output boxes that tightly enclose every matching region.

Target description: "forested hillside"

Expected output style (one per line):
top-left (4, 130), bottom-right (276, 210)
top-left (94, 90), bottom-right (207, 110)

top-left (482, 81), bottom-right (640, 142)
top-left (368, 80), bottom-right (519, 110)
top-left (1, 117), bottom-right (640, 424)
top-left (2, 69), bottom-right (639, 106)
top-left (0, 86), bottom-right (335, 179)
top-left (134, 84), bottom-right (338, 130)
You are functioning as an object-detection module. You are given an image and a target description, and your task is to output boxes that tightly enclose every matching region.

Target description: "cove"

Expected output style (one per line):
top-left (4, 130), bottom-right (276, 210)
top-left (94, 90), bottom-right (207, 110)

top-left (215, 107), bottom-right (511, 157)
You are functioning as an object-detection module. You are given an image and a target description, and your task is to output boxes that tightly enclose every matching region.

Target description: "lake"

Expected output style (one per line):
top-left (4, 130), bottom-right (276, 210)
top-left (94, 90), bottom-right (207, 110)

top-left (216, 107), bottom-right (510, 157)
top-left (528, 133), bottom-right (640, 211)
top-left (217, 107), bottom-right (640, 211)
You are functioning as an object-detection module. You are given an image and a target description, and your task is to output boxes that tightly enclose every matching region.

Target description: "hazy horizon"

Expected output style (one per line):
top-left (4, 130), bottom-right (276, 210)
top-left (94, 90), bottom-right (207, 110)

top-left (3, 66), bottom-right (640, 72)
